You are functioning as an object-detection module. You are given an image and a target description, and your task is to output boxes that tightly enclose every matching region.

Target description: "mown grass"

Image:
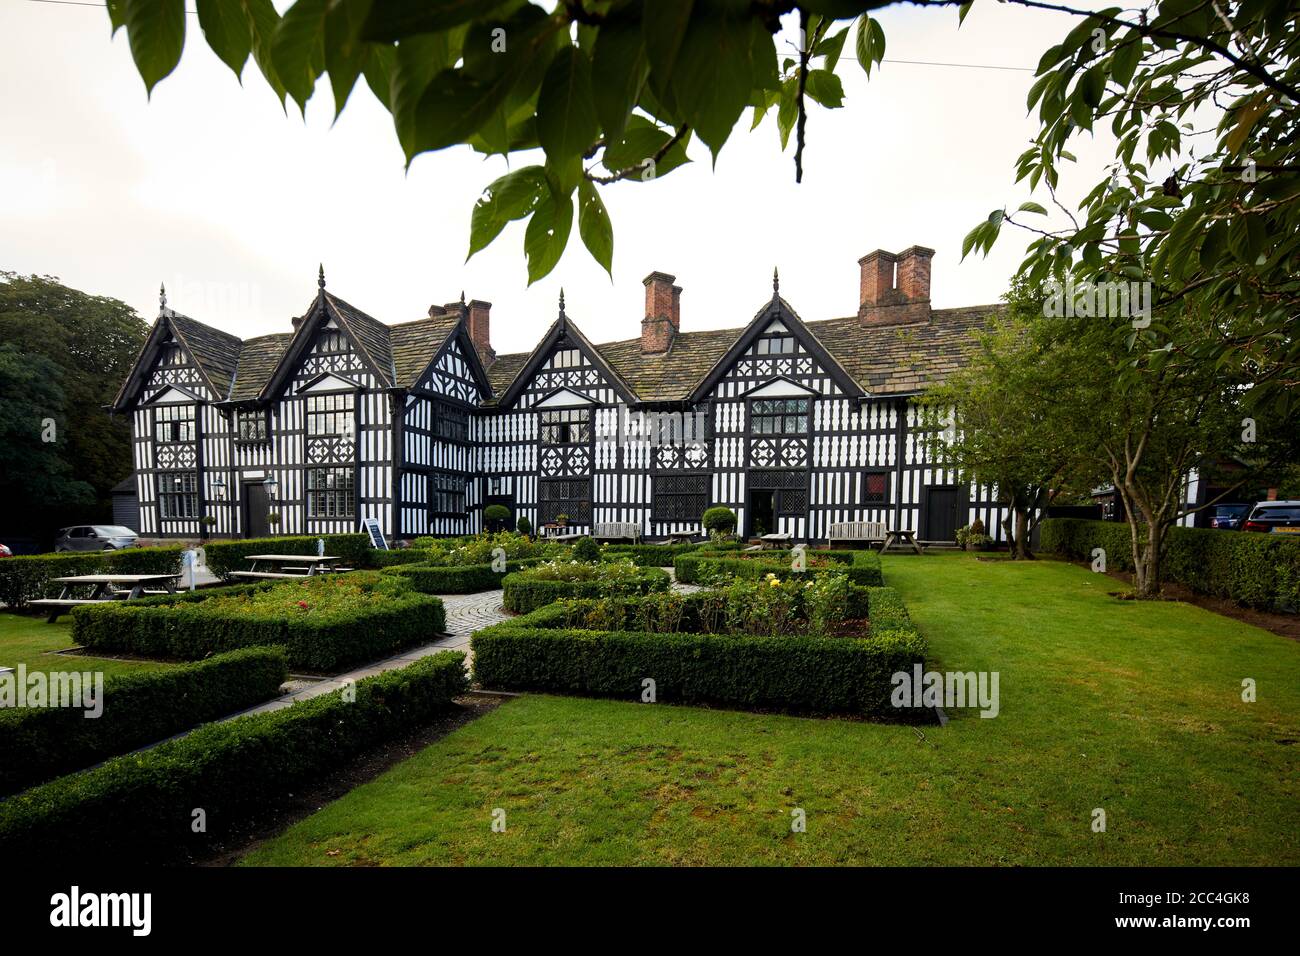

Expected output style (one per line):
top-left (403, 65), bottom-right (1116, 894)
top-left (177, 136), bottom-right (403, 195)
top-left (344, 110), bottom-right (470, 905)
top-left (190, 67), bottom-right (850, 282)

top-left (242, 553), bottom-right (1300, 866)
top-left (0, 612), bottom-right (166, 678)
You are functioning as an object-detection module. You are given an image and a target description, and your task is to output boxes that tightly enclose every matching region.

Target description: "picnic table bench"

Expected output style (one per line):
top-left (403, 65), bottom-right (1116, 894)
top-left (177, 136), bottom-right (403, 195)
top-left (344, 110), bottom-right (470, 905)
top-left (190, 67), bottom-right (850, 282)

top-left (665, 529), bottom-right (700, 544)
top-left (29, 573), bottom-right (182, 623)
top-left (759, 532), bottom-right (794, 550)
top-left (879, 529), bottom-right (925, 555)
top-left (228, 554), bottom-right (346, 581)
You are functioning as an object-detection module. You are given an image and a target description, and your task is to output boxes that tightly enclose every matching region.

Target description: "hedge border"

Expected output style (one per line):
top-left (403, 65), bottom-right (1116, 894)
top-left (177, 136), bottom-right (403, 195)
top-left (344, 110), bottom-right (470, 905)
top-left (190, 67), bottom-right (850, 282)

top-left (600, 543), bottom-right (701, 566)
top-left (673, 549), bottom-right (883, 586)
top-left (471, 609), bottom-right (925, 718)
top-left (0, 646), bottom-right (289, 797)
top-left (380, 558), bottom-right (543, 594)
top-left (1040, 518), bottom-right (1300, 611)
top-left (0, 547), bottom-right (185, 610)
top-left (502, 567), bottom-right (671, 614)
top-left (69, 573), bottom-right (446, 672)
top-left (203, 534), bottom-right (374, 579)
top-left (0, 652), bottom-right (468, 864)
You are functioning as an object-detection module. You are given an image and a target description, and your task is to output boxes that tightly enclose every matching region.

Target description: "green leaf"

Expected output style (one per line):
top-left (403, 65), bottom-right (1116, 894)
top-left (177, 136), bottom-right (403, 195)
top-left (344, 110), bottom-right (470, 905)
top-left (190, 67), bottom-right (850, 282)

top-left (854, 15), bottom-right (885, 77)
top-left (107, 0), bottom-right (126, 33)
top-left (362, 41), bottom-right (395, 110)
top-left (603, 116), bottom-right (690, 179)
top-left (468, 165), bottom-right (548, 260)
top-left (641, 0), bottom-right (694, 119)
top-left (361, 0), bottom-right (516, 43)
top-left (536, 45), bottom-right (600, 164)
top-left (577, 179), bottom-right (613, 276)
top-left (524, 187), bottom-right (574, 284)
top-left (196, 0), bottom-right (252, 78)
top-left (324, 0), bottom-right (374, 118)
top-left (1110, 32), bottom-right (1141, 86)
top-left (123, 0), bottom-right (187, 97)
top-left (591, 10), bottom-right (647, 142)
top-left (1017, 201), bottom-right (1049, 215)
top-left (671, 7), bottom-right (752, 159)
top-left (272, 0), bottom-right (329, 113)
top-left (805, 69), bottom-right (844, 108)
top-left (815, 26), bottom-right (848, 73)
top-left (241, 0), bottom-right (287, 104)
top-left (776, 74), bottom-right (798, 149)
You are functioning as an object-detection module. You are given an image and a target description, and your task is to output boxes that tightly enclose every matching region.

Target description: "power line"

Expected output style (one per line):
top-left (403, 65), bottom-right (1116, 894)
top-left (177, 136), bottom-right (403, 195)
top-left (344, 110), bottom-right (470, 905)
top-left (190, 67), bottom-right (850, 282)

top-left (18, 0), bottom-right (1037, 72)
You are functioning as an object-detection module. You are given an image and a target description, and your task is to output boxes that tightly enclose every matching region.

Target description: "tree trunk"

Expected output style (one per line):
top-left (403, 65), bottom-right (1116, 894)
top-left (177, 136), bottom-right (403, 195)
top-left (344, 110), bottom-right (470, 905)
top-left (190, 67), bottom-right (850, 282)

top-left (1132, 520), bottom-right (1163, 599)
top-left (1014, 508), bottom-right (1032, 560)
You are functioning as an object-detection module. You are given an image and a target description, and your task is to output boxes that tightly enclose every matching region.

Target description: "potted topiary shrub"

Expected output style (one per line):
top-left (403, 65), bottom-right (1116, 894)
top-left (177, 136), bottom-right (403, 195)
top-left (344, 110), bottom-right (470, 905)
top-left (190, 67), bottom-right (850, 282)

top-left (963, 518), bottom-right (992, 551)
top-left (555, 513), bottom-right (569, 528)
top-left (516, 516), bottom-right (532, 538)
top-left (200, 515), bottom-right (217, 538)
top-left (702, 505), bottom-right (737, 541)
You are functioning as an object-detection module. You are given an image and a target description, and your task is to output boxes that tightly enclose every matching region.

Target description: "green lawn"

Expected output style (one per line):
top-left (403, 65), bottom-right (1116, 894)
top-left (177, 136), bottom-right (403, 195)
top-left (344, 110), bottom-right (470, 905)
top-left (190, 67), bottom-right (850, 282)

top-left (241, 553), bottom-right (1300, 866)
top-left (0, 612), bottom-right (167, 678)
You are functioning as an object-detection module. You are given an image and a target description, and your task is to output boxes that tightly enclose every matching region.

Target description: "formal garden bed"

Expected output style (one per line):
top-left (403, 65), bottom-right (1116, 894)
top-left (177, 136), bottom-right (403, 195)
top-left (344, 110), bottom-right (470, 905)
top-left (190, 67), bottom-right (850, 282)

top-left (0, 651), bottom-right (468, 864)
top-left (476, 570), bottom-right (925, 717)
top-left (68, 572), bottom-right (445, 672)
top-left (501, 559), bottom-right (672, 613)
top-left (379, 531), bottom-right (571, 594)
top-left (0, 546), bottom-right (186, 610)
top-left (673, 548), bottom-right (884, 586)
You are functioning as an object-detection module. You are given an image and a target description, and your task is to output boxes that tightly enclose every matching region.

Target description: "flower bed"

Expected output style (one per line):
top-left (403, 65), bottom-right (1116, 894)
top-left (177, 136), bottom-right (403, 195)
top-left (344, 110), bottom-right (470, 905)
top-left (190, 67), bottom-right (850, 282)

top-left (673, 549), bottom-right (883, 586)
top-left (0, 652), bottom-right (468, 864)
top-left (381, 558), bottom-right (544, 594)
top-left (472, 581), bottom-right (924, 717)
top-left (408, 531), bottom-right (568, 567)
top-left (599, 542), bottom-right (701, 566)
top-left (69, 573), bottom-right (445, 672)
top-left (502, 559), bottom-right (671, 613)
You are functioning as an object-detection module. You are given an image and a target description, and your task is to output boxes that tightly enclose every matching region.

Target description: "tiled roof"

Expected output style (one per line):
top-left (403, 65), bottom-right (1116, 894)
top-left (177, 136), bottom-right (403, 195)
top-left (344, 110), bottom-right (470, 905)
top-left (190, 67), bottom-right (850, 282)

top-left (485, 305), bottom-right (1002, 402)
top-left (806, 306), bottom-right (1004, 394)
top-left (168, 311), bottom-right (243, 398)
top-left (229, 333), bottom-right (292, 403)
top-left (389, 314), bottom-right (460, 387)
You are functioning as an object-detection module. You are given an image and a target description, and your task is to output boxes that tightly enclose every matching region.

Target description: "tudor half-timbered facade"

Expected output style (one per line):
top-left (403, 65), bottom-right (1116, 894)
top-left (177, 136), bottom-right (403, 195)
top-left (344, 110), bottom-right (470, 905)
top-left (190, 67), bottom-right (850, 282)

top-left (114, 247), bottom-right (1013, 543)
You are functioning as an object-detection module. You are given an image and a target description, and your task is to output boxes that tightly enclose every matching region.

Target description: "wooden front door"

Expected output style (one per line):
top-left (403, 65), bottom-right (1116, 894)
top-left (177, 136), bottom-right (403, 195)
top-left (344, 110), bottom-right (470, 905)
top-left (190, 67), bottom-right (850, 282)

top-left (242, 481), bottom-right (271, 539)
top-left (923, 485), bottom-right (964, 543)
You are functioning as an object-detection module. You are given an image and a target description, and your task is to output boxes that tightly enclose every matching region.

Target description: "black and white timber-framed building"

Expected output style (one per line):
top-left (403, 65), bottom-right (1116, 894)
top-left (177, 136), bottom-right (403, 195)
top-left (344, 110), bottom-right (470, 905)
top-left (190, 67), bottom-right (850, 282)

top-left (112, 247), bottom-right (1012, 544)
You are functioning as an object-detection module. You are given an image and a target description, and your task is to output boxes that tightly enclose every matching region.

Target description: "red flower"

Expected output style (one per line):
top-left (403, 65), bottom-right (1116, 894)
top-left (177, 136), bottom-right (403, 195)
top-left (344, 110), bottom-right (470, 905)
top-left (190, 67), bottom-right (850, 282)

top-left (297, 600), bottom-right (309, 610)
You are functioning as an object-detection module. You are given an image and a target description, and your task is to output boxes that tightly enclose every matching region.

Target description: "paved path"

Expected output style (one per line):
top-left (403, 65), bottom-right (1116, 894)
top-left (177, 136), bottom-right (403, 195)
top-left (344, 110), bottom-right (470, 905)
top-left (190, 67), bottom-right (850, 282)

top-left (236, 589), bottom-right (508, 717)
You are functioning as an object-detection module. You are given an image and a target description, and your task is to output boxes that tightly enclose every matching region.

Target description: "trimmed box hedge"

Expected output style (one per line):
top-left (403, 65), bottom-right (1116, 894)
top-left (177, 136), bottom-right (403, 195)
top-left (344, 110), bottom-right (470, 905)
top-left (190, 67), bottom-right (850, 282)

top-left (203, 533), bottom-right (373, 579)
top-left (502, 566), bottom-right (671, 614)
top-left (1040, 517), bottom-right (1300, 611)
top-left (471, 607), bottom-right (926, 718)
top-left (0, 547), bottom-right (185, 610)
top-left (600, 543), bottom-right (701, 566)
top-left (69, 574), bottom-right (446, 672)
top-left (0, 652), bottom-right (468, 864)
top-left (673, 549), bottom-right (883, 587)
top-left (381, 558), bottom-right (542, 594)
top-left (0, 646), bottom-right (288, 798)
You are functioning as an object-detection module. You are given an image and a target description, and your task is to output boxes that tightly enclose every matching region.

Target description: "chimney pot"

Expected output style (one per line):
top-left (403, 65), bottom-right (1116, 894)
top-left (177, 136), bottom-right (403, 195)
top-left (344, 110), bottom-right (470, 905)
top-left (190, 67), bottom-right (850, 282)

top-left (641, 271), bottom-right (679, 354)
top-left (466, 298), bottom-right (495, 367)
top-left (859, 246), bottom-right (934, 327)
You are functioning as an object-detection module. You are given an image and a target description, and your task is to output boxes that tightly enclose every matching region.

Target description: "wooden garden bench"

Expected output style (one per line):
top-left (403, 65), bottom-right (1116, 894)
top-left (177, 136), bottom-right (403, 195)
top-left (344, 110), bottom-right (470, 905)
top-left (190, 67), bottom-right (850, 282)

top-left (759, 533), bottom-right (793, 550)
top-left (828, 521), bottom-right (887, 546)
top-left (592, 522), bottom-right (641, 542)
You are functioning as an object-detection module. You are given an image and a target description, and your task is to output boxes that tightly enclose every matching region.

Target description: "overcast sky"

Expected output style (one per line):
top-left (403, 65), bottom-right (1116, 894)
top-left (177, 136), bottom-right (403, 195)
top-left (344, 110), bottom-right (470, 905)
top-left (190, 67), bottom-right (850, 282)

top-left (0, 0), bottom-right (1118, 357)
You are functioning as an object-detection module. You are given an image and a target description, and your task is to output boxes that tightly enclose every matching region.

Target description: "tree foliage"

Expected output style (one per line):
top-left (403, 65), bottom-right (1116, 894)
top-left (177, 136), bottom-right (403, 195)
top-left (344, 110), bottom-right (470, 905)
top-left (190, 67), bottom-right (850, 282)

top-left (0, 273), bottom-right (148, 539)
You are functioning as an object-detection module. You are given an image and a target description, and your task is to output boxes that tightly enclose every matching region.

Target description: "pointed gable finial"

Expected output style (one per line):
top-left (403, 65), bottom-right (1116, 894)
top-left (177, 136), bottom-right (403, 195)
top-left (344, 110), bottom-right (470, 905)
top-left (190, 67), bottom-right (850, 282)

top-left (159, 282), bottom-right (167, 311)
top-left (773, 266), bottom-right (780, 296)
top-left (318, 263), bottom-right (326, 291)
top-left (558, 288), bottom-right (566, 318)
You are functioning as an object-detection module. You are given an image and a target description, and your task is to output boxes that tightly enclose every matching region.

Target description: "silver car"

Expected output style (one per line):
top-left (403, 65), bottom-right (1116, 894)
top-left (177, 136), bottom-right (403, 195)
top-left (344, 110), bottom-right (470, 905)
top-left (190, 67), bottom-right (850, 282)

top-left (54, 525), bottom-right (139, 552)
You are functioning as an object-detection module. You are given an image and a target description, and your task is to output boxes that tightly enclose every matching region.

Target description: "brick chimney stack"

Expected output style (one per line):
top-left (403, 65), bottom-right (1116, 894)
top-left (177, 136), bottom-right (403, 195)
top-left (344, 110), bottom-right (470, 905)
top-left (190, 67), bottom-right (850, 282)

top-left (466, 299), bottom-right (495, 367)
top-left (858, 246), bottom-right (934, 326)
top-left (641, 271), bottom-right (680, 354)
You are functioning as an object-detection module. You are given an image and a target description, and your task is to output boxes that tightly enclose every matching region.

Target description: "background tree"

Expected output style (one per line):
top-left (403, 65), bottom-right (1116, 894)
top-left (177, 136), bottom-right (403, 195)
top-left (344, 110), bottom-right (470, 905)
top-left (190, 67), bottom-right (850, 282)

top-left (917, 279), bottom-right (1089, 559)
top-left (0, 273), bottom-right (147, 544)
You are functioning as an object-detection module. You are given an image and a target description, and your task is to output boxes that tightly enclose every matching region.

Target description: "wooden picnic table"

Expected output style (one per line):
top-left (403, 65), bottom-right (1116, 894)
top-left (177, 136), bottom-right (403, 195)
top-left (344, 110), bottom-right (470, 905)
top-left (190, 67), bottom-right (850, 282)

top-left (759, 532), bottom-right (793, 550)
top-left (30, 573), bottom-right (182, 623)
top-left (665, 529), bottom-right (700, 544)
top-left (879, 529), bottom-right (925, 555)
top-left (229, 554), bottom-right (345, 581)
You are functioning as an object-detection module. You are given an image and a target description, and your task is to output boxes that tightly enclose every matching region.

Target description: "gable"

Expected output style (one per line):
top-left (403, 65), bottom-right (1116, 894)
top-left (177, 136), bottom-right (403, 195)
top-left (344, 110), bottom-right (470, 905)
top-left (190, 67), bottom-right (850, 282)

top-left (498, 316), bottom-right (636, 409)
top-left (535, 387), bottom-right (597, 408)
top-left (742, 377), bottom-right (818, 399)
top-left (142, 384), bottom-right (205, 405)
top-left (296, 372), bottom-right (362, 394)
top-left (412, 331), bottom-right (488, 405)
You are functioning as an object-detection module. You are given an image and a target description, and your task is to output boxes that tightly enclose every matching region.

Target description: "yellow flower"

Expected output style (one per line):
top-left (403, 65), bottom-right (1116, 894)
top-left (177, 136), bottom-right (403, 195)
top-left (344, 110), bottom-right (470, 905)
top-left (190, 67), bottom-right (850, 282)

top-left (769, 578), bottom-right (781, 587)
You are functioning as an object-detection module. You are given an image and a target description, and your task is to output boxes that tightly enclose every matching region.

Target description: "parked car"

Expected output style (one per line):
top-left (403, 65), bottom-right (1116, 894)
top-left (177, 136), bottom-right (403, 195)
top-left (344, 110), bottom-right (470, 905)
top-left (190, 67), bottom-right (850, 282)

top-left (0, 543), bottom-right (11, 557)
top-left (1210, 503), bottom-right (1254, 530)
top-left (1242, 501), bottom-right (1300, 534)
top-left (53, 525), bottom-right (139, 552)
